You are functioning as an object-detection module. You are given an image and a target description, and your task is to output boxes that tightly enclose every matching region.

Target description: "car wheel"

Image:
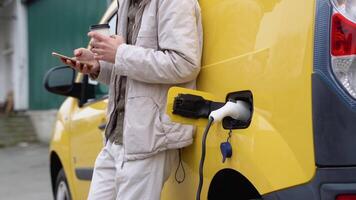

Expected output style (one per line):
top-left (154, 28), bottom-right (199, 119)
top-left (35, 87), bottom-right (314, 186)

top-left (55, 169), bottom-right (72, 200)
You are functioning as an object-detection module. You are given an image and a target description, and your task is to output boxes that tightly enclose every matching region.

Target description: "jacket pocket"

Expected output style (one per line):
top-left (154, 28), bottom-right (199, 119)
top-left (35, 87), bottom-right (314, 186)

top-left (123, 96), bottom-right (166, 155)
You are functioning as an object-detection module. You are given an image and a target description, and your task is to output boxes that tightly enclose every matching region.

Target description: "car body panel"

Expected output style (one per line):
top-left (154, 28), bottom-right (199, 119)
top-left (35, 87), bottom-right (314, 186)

top-left (162, 0), bottom-right (315, 198)
top-left (69, 99), bottom-right (107, 199)
top-left (49, 0), bottom-right (317, 199)
top-left (50, 98), bottom-right (79, 198)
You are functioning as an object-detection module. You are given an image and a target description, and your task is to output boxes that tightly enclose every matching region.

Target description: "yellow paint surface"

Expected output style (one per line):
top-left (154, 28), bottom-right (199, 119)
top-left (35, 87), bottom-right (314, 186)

top-left (50, 0), bottom-right (316, 199)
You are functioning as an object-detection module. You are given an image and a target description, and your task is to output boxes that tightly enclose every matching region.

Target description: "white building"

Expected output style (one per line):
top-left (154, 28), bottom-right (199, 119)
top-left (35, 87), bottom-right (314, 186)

top-left (0, 0), bottom-right (29, 111)
top-left (0, 0), bottom-right (109, 143)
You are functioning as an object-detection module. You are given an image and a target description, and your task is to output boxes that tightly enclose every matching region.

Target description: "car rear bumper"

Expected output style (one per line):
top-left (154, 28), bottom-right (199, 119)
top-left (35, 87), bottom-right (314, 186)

top-left (263, 167), bottom-right (356, 200)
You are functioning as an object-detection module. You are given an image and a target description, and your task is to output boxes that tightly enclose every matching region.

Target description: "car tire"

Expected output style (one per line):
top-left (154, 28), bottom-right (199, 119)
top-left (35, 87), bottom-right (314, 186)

top-left (55, 169), bottom-right (72, 200)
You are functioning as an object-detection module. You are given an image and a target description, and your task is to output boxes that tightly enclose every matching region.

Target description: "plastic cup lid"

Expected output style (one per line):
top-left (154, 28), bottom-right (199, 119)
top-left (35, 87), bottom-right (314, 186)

top-left (90, 24), bottom-right (110, 31)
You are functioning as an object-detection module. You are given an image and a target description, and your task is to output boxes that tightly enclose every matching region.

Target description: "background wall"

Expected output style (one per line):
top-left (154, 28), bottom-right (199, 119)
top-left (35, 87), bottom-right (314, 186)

top-left (13, 1), bottom-right (29, 110)
top-left (0, 2), bottom-right (15, 106)
top-left (27, 0), bottom-right (108, 110)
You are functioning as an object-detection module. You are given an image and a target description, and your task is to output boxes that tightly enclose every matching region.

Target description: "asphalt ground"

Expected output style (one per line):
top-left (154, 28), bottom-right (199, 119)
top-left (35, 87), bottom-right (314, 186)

top-left (0, 144), bottom-right (52, 200)
top-left (0, 114), bottom-right (37, 148)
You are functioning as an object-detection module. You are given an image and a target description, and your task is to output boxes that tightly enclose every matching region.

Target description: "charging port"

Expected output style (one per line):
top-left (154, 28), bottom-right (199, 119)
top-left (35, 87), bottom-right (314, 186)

top-left (172, 91), bottom-right (253, 130)
top-left (223, 91), bottom-right (253, 130)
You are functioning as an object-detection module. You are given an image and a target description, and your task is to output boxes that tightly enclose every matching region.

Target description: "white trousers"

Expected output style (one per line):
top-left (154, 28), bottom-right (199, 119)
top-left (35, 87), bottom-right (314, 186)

top-left (87, 141), bottom-right (178, 200)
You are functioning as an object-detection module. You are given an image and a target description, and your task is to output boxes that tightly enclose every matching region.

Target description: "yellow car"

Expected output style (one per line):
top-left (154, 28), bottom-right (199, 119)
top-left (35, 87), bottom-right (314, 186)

top-left (44, 0), bottom-right (356, 199)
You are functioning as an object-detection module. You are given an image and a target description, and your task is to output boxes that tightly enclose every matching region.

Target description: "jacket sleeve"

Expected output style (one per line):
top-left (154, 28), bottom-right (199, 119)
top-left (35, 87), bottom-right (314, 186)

top-left (94, 61), bottom-right (113, 85)
top-left (113, 0), bottom-right (202, 84)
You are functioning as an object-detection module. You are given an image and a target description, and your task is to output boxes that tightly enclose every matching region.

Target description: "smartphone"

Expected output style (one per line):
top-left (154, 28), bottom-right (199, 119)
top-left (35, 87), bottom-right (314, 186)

top-left (52, 52), bottom-right (93, 69)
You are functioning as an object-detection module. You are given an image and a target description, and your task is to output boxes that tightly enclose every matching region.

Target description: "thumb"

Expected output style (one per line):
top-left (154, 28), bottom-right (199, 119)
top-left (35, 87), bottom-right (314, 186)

top-left (74, 48), bottom-right (84, 57)
top-left (110, 35), bottom-right (122, 40)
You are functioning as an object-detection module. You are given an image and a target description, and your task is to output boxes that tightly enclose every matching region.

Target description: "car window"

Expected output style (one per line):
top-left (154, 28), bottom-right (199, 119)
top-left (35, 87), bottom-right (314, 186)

top-left (108, 13), bottom-right (117, 35)
top-left (89, 12), bottom-right (117, 100)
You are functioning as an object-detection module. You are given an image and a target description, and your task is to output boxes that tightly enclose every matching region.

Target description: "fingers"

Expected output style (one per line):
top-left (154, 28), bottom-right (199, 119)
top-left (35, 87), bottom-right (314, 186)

top-left (75, 61), bottom-right (83, 71)
top-left (65, 59), bottom-right (82, 71)
top-left (82, 64), bottom-right (89, 74)
top-left (110, 35), bottom-right (122, 40)
top-left (88, 31), bottom-right (108, 42)
top-left (74, 48), bottom-right (84, 57)
top-left (61, 58), bottom-right (76, 69)
top-left (88, 34), bottom-right (123, 63)
top-left (89, 41), bottom-right (108, 61)
top-left (91, 47), bottom-right (105, 55)
top-left (110, 35), bottom-right (123, 40)
top-left (90, 40), bottom-right (107, 49)
top-left (60, 58), bottom-right (68, 64)
top-left (66, 59), bottom-right (74, 66)
top-left (93, 54), bottom-right (104, 60)
top-left (57, 50), bottom-right (93, 74)
top-left (72, 61), bottom-right (94, 74)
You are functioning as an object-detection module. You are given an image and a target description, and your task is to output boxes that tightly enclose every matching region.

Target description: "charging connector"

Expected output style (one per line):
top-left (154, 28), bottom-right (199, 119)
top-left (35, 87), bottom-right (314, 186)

top-left (209, 100), bottom-right (251, 123)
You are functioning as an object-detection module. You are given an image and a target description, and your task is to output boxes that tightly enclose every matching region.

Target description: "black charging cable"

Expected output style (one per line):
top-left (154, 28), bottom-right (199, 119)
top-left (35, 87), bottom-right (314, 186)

top-left (196, 117), bottom-right (215, 200)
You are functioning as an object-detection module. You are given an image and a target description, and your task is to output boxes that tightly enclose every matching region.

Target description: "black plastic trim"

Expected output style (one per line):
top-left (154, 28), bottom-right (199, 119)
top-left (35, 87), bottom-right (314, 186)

top-left (98, 123), bottom-right (106, 130)
top-left (263, 167), bottom-right (356, 200)
top-left (43, 65), bottom-right (76, 95)
top-left (313, 0), bottom-right (356, 166)
top-left (321, 183), bottom-right (356, 200)
top-left (313, 74), bottom-right (356, 166)
top-left (75, 168), bottom-right (93, 181)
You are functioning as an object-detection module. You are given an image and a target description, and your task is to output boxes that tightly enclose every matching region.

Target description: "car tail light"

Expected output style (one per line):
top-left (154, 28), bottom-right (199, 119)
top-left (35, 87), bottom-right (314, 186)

top-left (336, 194), bottom-right (356, 200)
top-left (330, 0), bottom-right (356, 98)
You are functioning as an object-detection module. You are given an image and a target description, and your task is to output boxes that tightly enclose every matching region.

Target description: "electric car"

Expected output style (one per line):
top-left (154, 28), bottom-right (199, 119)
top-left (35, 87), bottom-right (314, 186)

top-left (44, 0), bottom-right (356, 199)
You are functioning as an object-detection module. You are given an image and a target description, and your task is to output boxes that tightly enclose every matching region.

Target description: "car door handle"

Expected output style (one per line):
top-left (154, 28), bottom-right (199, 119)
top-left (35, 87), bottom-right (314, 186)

top-left (98, 123), bottom-right (106, 130)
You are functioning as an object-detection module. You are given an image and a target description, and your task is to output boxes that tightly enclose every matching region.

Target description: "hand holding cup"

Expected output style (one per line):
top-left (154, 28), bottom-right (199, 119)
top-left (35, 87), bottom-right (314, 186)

top-left (89, 33), bottom-right (124, 64)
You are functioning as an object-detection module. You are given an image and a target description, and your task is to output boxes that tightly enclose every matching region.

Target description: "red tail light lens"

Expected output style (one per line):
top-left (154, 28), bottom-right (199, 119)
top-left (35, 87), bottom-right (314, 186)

top-left (336, 194), bottom-right (356, 200)
top-left (331, 13), bottom-right (356, 56)
top-left (330, 0), bottom-right (356, 99)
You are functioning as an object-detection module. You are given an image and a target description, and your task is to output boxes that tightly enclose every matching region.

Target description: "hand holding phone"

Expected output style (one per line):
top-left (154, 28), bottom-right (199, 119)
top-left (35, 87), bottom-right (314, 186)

top-left (52, 49), bottom-right (100, 75)
top-left (52, 52), bottom-right (93, 69)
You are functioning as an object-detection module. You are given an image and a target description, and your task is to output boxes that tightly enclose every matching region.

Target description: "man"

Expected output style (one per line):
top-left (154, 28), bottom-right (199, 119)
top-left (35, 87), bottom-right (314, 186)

top-left (62, 0), bottom-right (202, 199)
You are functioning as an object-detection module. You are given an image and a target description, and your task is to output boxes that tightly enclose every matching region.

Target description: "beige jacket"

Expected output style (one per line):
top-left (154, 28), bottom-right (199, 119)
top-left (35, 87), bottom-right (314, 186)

top-left (96, 0), bottom-right (203, 161)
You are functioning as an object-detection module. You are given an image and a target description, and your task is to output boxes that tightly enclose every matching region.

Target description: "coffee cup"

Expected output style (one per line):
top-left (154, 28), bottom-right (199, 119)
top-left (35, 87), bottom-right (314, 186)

top-left (90, 24), bottom-right (110, 36)
top-left (89, 24), bottom-right (110, 48)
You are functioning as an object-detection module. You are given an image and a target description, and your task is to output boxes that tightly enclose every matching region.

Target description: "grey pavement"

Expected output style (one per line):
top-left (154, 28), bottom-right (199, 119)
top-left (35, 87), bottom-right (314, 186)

top-left (0, 113), bottom-right (37, 148)
top-left (0, 144), bottom-right (53, 200)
